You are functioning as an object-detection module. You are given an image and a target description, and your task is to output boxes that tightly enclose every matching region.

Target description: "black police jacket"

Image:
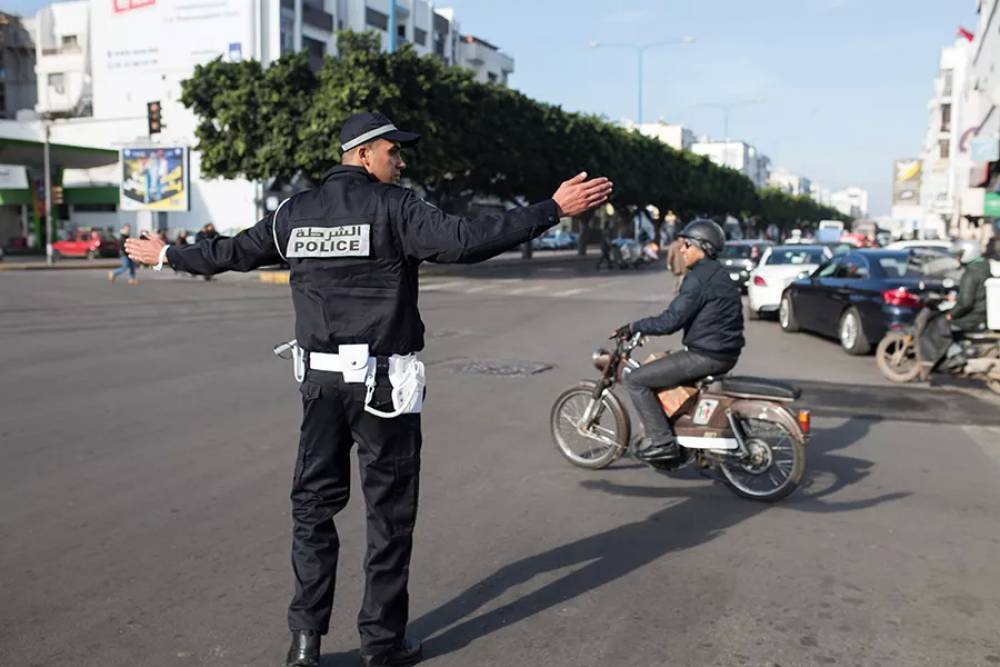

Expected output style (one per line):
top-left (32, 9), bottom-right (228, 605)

top-left (630, 257), bottom-right (745, 360)
top-left (166, 165), bottom-right (560, 355)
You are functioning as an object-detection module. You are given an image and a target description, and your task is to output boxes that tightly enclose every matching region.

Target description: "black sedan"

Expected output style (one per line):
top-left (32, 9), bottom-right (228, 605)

top-left (778, 250), bottom-right (952, 355)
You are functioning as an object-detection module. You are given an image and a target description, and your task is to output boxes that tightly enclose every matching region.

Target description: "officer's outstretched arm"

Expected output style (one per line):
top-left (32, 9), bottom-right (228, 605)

top-left (125, 215), bottom-right (281, 275)
top-left (395, 172), bottom-right (612, 264)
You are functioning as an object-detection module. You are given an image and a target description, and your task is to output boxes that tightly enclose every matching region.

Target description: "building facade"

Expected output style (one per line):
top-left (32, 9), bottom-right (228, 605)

top-left (14, 0), bottom-right (511, 242)
top-left (628, 120), bottom-right (694, 152)
top-left (691, 139), bottom-right (771, 189)
top-left (768, 167), bottom-right (812, 197)
top-left (0, 12), bottom-right (38, 119)
top-left (830, 186), bottom-right (869, 219)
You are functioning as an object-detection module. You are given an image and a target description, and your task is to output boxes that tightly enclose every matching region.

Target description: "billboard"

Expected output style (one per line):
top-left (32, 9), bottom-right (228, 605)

top-left (120, 147), bottom-right (189, 212)
top-left (892, 159), bottom-right (922, 206)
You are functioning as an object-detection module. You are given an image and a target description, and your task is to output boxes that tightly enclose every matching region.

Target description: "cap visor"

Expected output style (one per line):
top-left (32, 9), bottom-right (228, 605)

top-left (383, 130), bottom-right (421, 146)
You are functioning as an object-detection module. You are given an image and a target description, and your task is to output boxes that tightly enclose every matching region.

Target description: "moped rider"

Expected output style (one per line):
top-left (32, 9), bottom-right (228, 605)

top-left (613, 219), bottom-right (745, 462)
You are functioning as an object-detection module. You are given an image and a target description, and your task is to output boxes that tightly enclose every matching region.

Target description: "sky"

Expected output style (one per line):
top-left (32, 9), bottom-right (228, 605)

top-left (5, 0), bottom-right (979, 215)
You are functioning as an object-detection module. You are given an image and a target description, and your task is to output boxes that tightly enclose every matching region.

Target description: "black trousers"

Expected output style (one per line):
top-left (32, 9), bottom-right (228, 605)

top-left (624, 350), bottom-right (736, 445)
top-left (288, 368), bottom-right (421, 654)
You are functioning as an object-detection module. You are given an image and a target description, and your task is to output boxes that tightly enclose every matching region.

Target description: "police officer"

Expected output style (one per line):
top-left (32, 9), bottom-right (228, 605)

top-left (125, 111), bottom-right (613, 667)
top-left (614, 219), bottom-right (745, 463)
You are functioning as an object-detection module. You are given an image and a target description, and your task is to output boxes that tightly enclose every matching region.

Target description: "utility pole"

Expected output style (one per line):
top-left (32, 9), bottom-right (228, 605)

top-left (43, 120), bottom-right (53, 265)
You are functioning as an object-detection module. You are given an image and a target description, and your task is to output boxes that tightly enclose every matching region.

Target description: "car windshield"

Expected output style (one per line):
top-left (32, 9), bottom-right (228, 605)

top-left (766, 248), bottom-right (826, 265)
top-left (720, 245), bottom-right (755, 259)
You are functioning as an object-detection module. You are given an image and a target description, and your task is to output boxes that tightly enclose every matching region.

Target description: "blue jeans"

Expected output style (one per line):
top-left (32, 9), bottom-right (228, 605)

top-left (111, 255), bottom-right (135, 280)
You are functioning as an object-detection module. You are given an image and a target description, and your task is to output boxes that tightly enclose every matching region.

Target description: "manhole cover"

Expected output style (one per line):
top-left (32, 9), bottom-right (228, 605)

top-left (450, 359), bottom-right (554, 377)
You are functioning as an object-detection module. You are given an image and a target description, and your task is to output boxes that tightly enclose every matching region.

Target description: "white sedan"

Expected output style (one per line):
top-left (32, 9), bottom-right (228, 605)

top-left (747, 245), bottom-right (833, 320)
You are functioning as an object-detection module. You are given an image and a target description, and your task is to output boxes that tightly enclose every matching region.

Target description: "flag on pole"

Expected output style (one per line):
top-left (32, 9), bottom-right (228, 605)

top-left (958, 27), bottom-right (975, 43)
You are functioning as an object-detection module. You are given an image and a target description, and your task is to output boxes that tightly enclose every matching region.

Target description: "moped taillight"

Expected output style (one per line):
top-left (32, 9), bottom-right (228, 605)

top-left (797, 409), bottom-right (811, 435)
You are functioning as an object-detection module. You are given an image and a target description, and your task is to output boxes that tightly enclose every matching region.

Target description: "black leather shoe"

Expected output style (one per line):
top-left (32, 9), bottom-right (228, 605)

top-left (635, 439), bottom-right (681, 463)
top-left (359, 638), bottom-right (423, 667)
top-left (285, 630), bottom-right (321, 667)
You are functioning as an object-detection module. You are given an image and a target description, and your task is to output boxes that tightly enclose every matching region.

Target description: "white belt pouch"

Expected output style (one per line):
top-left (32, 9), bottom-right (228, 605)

top-left (364, 353), bottom-right (425, 418)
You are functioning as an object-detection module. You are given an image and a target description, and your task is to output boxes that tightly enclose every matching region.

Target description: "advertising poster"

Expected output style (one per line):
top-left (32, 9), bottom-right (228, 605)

top-left (892, 159), bottom-right (922, 206)
top-left (120, 147), bottom-right (189, 211)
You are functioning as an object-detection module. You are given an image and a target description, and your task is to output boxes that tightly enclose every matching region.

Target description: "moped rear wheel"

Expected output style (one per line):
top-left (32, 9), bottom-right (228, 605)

top-left (875, 332), bottom-right (921, 383)
top-left (719, 417), bottom-right (805, 502)
top-left (550, 382), bottom-right (629, 469)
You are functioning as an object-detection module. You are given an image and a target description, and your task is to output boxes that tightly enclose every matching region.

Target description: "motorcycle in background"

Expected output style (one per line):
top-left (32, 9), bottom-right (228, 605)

top-left (549, 332), bottom-right (809, 502)
top-left (876, 292), bottom-right (1000, 395)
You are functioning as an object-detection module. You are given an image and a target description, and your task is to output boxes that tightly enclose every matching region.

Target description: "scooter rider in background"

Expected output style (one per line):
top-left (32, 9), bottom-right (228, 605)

top-left (613, 219), bottom-right (746, 463)
top-left (920, 237), bottom-right (999, 372)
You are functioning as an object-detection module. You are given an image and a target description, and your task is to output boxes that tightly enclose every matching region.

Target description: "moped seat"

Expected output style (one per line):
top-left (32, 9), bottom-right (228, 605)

top-left (720, 376), bottom-right (801, 400)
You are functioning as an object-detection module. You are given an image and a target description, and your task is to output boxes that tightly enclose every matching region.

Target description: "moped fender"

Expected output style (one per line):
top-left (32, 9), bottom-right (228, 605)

top-left (730, 399), bottom-right (808, 444)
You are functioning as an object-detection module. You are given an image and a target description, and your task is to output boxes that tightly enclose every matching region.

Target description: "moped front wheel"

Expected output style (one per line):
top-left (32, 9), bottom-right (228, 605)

top-left (550, 381), bottom-right (629, 469)
top-left (876, 332), bottom-right (921, 383)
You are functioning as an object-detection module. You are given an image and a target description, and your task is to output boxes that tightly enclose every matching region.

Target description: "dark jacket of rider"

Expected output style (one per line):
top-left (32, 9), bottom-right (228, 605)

top-left (630, 256), bottom-right (745, 360)
top-left (950, 257), bottom-right (990, 331)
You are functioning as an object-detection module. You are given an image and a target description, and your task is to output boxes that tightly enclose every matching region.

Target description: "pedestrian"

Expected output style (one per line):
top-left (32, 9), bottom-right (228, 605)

top-left (107, 223), bottom-right (138, 285)
top-left (194, 223), bottom-right (219, 281)
top-left (666, 235), bottom-right (687, 293)
top-left (124, 111), bottom-right (612, 667)
top-left (596, 226), bottom-right (615, 271)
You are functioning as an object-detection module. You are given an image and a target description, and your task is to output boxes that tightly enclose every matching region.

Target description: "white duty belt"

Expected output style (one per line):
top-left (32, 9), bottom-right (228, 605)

top-left (273, 340), bottom-right (424, 417)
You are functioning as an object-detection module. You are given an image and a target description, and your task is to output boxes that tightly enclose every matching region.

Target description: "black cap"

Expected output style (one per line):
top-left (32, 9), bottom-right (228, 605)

top-left (339, 111), bottom-right (421, 153)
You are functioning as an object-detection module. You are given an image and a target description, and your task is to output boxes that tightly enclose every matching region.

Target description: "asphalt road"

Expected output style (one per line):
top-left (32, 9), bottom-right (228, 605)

top-left (2, 259), bottom-right (1000, 667)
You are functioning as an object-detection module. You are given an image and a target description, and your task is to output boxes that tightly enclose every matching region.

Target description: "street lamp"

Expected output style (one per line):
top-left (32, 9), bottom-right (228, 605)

top-left (693, 98), bottom-right (763, 142)
top-left (589, 36), bottom-right (695, 125)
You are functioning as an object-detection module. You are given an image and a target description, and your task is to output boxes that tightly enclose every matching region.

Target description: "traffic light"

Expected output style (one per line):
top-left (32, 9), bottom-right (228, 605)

top-left (147, 100), bottom-right (162, 135)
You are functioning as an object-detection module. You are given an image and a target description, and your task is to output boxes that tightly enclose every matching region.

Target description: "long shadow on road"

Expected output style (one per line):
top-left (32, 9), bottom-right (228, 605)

top-left (321, 407), bottom-right (905, 664)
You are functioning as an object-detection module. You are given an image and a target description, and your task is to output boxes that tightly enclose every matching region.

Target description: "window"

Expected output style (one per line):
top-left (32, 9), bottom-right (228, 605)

top-left (61, 34), bottom-right (79, 49)
top-left (398, 24), bottom-right (406, 39)
top-left (939, 139), bottom-right (950, 159)
top-left (414, 28), bottom-right (427, 45)
top-left (766, 248), bottom-right (827, 265)
top-left (817, 258), bottom-right (841, 278)
top-left (834, 257), bottom-right (869, 279)
top-left (280, 12), bottom-right (295, 54)
top-left (942, 69), bottom-right (953, 96)
top-left (366, 7), bottom-right (388, 30)
top-left (941, 103), bottom-right (951, 132)
top-left (488, 72), bottom-right (498, 83)
top-left (48, 73), bottom-right (65, 95)
top-left (303, 36), bottom-right (325, 71)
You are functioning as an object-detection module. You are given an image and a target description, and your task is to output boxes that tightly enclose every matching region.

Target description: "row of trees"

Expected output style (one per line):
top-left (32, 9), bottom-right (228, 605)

top-left (181, 31), bottom-right (847, 233)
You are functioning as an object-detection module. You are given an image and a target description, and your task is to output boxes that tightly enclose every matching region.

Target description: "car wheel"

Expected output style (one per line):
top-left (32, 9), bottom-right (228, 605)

top-left (838, 307), bottom-right (871, 355)
top-left (779, 294), bottom-right (799, 332)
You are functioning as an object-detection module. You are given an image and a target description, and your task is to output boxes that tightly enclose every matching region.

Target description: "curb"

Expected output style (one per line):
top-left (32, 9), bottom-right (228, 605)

top-left (0, 260), bottom-right (120, 272)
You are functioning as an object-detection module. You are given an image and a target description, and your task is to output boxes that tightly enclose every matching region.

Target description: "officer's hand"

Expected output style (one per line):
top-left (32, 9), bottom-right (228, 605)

top-left (124, 235), bottom-right (167, 266)
top-left (552, 172), bottom-right (613, 218)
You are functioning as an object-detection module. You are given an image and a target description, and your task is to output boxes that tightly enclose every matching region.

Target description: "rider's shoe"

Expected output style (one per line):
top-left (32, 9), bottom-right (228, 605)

top-left (285, 630), bottom-right (321, 667)
top-left (634, 437), bottom-right (681, 463)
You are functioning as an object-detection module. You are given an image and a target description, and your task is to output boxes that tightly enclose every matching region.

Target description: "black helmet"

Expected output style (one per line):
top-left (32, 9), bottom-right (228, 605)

top-left (678, 219), bottom-right (725, 257)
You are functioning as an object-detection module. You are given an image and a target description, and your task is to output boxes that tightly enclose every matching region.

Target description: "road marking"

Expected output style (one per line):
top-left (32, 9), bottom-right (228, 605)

top-left (462, 279), bottom-right (522, 293)
top-left (507, 285), bottom-right (547, 295)
top-left (551, 281), bottom-right (619, 297)
top-left (421, 280), bottom-right (465, 291)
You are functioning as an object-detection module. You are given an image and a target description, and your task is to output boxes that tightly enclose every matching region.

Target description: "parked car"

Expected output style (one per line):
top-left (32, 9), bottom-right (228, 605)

top-left (778, 250), bottom-right (952, 355)
top-left (51, 229), bottom-right (119, 259)
top-left (747, 244), bottom-right (832, 320)
top-left (719, 240), bottom-right (774, 291)
top-left (532, 230), bottom-right (578, 250)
